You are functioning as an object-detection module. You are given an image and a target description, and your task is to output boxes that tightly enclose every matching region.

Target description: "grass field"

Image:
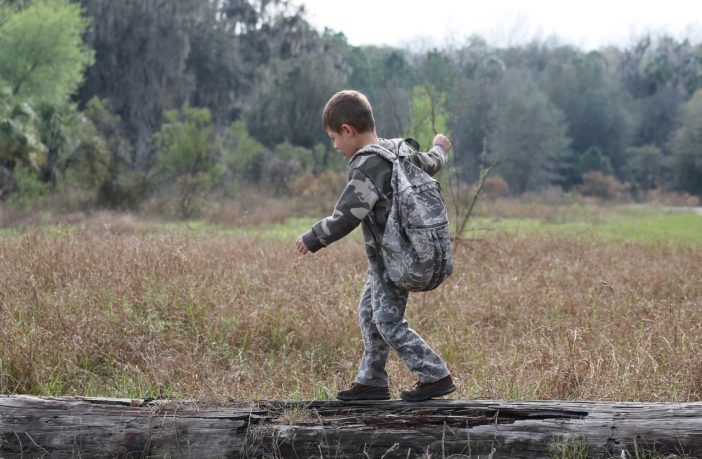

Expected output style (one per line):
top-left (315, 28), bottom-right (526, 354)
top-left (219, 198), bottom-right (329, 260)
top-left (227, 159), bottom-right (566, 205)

top-left (1, 202), bottom-right (702, 403)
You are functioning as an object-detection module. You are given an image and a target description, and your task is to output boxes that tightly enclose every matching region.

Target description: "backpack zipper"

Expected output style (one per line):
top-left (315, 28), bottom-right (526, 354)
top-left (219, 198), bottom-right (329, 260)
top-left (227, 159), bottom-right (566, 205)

top-left (409, 221), bottom-right (448, 230)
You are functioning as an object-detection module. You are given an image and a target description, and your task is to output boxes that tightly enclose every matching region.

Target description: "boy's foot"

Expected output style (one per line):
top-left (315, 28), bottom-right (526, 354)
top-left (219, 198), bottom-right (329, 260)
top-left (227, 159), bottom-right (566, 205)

top-left (336, 383), bottom-right (390, 401)
top-left (400, 375), bottom-right (456, 402)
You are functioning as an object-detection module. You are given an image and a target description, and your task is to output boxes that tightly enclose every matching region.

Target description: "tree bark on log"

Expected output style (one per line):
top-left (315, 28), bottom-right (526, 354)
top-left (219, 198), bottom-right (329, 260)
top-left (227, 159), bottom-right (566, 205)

top-left (2, 395), bottom-right (702, 458)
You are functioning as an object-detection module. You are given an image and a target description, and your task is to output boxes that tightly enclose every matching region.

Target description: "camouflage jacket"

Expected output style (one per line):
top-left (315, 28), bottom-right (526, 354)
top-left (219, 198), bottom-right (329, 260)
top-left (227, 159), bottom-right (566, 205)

top-left (301, 139), bottom-right (447, 260)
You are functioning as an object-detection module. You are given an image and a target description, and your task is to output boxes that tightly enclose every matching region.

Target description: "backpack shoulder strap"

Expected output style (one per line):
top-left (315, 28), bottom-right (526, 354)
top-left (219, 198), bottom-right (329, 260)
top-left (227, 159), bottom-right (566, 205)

top-left (353, 143), bottom-right (396, 164)
top-left (401, 137), bottom-right (420, 153)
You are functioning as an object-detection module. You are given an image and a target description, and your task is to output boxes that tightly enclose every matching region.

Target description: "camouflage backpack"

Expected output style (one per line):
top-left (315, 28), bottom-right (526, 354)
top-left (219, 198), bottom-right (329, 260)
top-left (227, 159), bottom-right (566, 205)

top-left (372, 138), bottom-right (453, 291)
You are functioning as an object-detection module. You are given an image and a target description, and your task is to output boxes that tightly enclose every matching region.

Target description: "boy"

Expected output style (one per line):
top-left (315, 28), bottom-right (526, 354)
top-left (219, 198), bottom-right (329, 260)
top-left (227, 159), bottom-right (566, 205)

top-left (295, 90), bottom-right (455, 402)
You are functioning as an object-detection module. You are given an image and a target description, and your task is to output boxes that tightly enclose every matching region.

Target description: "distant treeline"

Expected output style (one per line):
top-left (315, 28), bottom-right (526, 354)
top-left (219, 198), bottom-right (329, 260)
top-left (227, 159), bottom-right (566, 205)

top-left (1, 0), bottom-right (701, 215)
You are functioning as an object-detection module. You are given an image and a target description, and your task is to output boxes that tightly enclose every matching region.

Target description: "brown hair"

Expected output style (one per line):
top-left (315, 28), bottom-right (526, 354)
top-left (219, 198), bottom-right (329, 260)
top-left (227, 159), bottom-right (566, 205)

top-left (322, 90), bottom-right (376, 134)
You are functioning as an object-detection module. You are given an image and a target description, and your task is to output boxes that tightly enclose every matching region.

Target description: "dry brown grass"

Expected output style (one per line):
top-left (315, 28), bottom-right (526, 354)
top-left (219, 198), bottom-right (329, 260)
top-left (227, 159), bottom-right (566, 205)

top-left (1, 213), bottom-right (701, 403)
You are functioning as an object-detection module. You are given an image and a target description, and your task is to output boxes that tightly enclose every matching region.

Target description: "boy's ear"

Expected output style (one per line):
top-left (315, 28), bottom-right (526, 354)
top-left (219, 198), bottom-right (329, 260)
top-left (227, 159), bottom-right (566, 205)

top-left (340, 123), bottom-right (356, 136)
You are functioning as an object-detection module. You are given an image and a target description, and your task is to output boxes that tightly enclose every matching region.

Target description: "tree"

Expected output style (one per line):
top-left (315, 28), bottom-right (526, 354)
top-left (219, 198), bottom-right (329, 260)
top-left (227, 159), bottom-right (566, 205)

top-left (361, 48), bottom-right (414, 136)
top-left (443, 38), bottom-right (502, 242)
top-left (633, 86), bottom-right (684, 152)
top-left (0, 0), bottom-right (94, 104)
top-left (409, 84), bottom-right (448, 150)
top-left (186, 2), bottom-right (249, 127)
top-left (0, 89), bottom-right (46, 198)
top-left (262, 142), bottom-right (312, 195)
top-left (188, 0), bottom-right (310, 129)
top-left (220, 121), bottom-right (266, 186)
top-left (624, 145), bottom-right (667, 195)
top-left (34, 103), bottom-right (78, 190)
top-left (619, 35), bottom-right (702, 153)
top-left (621, 35), bottom-right (702, 100)
top-left (671, 91), bottom-right (702, 195)
top-left (246, 51), bottom-right (345, 149)
top-left (577, 146), bottom-right (613, 177)
top-left (446, 41), bottom-right (505, 182)
top-left (76, 97), bottom-right (147, 209)
top-left (491, 70), bottom-right (571, 194)
top-left (544, 51), bottom-right (634, 178)
top-left (78, 0), bottom-right (200, 170)
top-left (408, 50), bottom-right (456, 149)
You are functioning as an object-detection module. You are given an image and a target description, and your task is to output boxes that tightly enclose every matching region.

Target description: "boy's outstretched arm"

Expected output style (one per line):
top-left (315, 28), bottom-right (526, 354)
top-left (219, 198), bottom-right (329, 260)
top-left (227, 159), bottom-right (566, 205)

top-left (410, 133), bottom-right (452, 176)
top-left (398, 134), bottom-right (451, 175)
top-left (296, 168), bottom-right (379, 255)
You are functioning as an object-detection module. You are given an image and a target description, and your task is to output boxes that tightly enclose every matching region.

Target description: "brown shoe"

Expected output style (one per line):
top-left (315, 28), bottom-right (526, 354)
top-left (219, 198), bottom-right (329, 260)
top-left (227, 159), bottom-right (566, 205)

top-left (336, 383), bottom-right (390, 401)
top-left (400, 375), bottom-right (456, 402)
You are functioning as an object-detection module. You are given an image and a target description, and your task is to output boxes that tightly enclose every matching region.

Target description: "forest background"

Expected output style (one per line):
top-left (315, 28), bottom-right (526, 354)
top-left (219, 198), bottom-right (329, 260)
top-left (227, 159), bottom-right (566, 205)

top-left (1, 0), bottom-right (702, 219)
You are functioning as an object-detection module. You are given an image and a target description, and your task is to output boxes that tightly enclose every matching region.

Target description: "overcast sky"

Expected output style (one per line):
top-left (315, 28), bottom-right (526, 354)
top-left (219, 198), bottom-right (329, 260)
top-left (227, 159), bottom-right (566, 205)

top-left (297, 0), bottom-right (702, 50)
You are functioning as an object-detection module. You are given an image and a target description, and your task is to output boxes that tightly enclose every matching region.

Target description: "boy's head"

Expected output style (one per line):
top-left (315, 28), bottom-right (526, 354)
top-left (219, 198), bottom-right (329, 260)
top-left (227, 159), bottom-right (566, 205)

top-left (322, 90), bottom-right (378, 158)
top-left (322, 90), bottom-right (375, 135)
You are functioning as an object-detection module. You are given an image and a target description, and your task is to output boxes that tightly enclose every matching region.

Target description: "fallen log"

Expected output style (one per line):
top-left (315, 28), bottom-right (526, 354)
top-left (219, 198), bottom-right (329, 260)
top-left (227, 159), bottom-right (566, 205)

top-left (1, 395), bottom-right (702, 458)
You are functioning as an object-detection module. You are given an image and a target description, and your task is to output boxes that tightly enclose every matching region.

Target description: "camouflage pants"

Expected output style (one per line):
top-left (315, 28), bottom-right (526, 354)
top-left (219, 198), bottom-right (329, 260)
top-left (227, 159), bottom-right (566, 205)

top-left (355, 263), bottom-right (450, 387)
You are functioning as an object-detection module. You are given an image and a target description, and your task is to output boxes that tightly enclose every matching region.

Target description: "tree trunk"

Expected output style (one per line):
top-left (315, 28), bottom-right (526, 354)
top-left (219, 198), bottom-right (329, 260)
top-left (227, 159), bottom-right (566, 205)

top-left (1, 396), bottom-right (702, 458)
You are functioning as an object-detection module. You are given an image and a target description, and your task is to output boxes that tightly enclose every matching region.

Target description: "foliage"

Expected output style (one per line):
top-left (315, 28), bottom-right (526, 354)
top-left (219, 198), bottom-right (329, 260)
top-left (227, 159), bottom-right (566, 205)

top-left (245, 51), bottom-right (345, 149)
top-left (9, 164), bottom-right (51, 207)
top-left (409, 49), bottom-right (456, 146)
top-left (153, 106), bottom-right (217, 218)
top-left (576, 171), bottom-right (629, 201)
top-left (291, 169), bottom-right (347, 213)
top-left (262, 142), bottom-right (313, 195)
top-left (2, 0), bottom-right (702, 206)
top-left (359, 48), bottom-right (414, 136)
top-left (481, 175), bottom-right (510, 200)
top-left (54, 98), bottom-right (148, 209)
top-left (408, 83), bottom-right (448, 149)
top-left (544, 51), bottom-right (634, 175)
top-left (0, 89), bottom-right (46, 172)
top-left (578, 146), bottom-right (613, 177)
top-left (624, 145), bottom-right (667, 195)
top-left (34, 103), bottom-right (71, 188)
top-left (671, 90), bottom-right (702, 195)
top-left (491, 70), bottom-right (571, 194)
top-left (0, 0), bottom-right (94, 104)
top-left (446, 45), bottom-right (505, 182)
top-left (0, 89), bottom-right (145, 208)
top-left (78, 0), bottom-right (200, 169)
top-left (221, 121), bottom-right (267, 186)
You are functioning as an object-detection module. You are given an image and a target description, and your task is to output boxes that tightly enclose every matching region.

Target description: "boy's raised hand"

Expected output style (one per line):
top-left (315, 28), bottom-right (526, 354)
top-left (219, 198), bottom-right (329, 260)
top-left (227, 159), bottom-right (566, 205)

top-left (433, 133), bottom-right (451, 151)
top-left (296, 236), bottom-right (309, 255)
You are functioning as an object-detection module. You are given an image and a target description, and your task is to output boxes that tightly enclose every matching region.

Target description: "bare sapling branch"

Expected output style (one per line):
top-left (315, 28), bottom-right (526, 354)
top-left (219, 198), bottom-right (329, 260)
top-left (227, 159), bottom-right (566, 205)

top-left (451, 160), bottom-right (497, 247)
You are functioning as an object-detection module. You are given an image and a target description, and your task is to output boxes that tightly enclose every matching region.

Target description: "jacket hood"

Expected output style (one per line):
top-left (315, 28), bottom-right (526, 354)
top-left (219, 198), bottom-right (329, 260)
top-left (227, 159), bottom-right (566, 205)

top-left (350, 139), bottom-right (400, 164)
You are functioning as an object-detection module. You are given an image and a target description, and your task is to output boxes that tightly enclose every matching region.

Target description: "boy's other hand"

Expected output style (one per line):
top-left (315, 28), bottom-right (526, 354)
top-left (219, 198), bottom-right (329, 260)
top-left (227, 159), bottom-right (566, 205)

top-left (432, 133), bottom-right (451, 152)
top-left (296, 236), bottom-right (309, 255)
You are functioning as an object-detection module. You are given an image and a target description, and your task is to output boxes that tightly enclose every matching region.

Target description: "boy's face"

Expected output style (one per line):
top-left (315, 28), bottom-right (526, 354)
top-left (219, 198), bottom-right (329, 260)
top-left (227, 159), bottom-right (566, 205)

top-left (327, 125), bottom-right (357, 160)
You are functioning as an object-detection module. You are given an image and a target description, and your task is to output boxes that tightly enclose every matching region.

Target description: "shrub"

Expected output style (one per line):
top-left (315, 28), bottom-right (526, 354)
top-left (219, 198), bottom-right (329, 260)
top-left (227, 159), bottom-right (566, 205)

top-left (481, 176), bottom-right (510, 200)
top-left (291, 170), bottom-right (346, 213)
top-left (10, 165), bottom-right (51, 207)
top-left (153, 106), bottom-right (216, 219)
top-left (642, 189), bottom-right (700, 207)
top-left (576, 171), bottom-right (630, 201)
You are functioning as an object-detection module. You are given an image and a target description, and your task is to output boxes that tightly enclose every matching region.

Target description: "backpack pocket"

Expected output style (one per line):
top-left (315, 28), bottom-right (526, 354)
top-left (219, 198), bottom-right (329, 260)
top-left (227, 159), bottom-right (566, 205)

top-left (383, 222), bottom-right (452, 291)
top-left (405, 224), bottom-right (443, 265)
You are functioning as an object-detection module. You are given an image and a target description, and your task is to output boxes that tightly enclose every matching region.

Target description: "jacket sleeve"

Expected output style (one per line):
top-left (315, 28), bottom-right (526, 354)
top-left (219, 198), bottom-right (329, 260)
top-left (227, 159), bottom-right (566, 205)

top-left (407, 144), bottom-right (448, 177)
top-left (301, 168), bottom-right (379, 252)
